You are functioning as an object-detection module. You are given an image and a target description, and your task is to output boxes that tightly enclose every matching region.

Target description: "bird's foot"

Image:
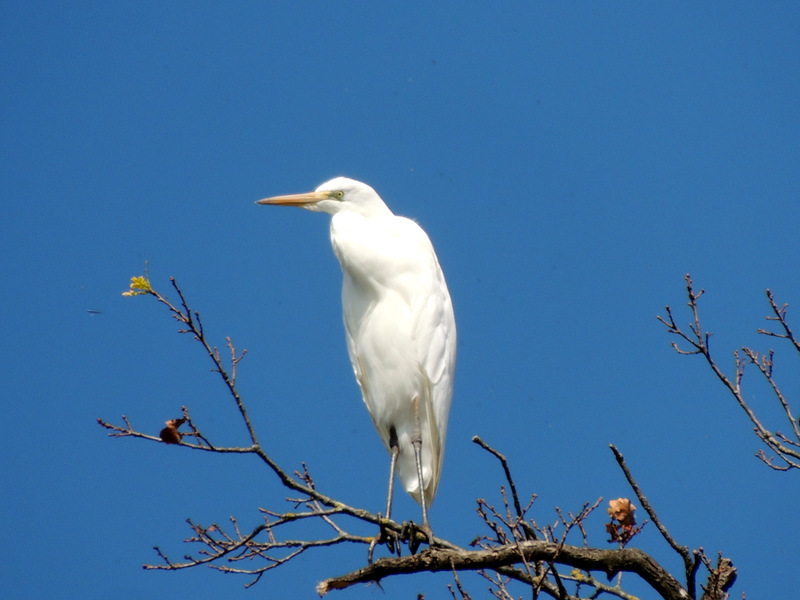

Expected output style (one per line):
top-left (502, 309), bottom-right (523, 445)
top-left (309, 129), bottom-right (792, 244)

top-left (367, 517), bottom-right (435, 561)
top-left (368, 516), bottom-right (401, 563)
top-left (401, 520), bottom-right (433, 555)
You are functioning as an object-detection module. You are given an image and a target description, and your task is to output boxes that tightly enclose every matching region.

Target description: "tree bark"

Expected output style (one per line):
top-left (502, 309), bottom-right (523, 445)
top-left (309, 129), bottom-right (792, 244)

top-left (318, 541), bottom-right (687, 598)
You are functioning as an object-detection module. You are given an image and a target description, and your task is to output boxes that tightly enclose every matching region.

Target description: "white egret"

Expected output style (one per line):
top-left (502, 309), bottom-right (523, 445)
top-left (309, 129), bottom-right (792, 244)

top-left (257, 177), bottom-right (456, 536)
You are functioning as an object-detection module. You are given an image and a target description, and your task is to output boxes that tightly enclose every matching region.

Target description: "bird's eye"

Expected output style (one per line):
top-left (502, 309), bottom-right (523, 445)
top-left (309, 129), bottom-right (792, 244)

top-left (334, 190), bottom-right (345, 200)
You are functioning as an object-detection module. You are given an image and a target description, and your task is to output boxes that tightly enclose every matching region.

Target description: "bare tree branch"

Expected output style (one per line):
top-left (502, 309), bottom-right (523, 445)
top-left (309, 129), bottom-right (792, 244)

top-left (317, 542), bottom-right (686, 598)
top-left (609, 444), bottom-right (701, 597)
top-left (758, 289), bottom-right (800, 355)
top-left (104, 274), bottom-right (743, 599)
top-left (658, 274), bottom-right (800, 470)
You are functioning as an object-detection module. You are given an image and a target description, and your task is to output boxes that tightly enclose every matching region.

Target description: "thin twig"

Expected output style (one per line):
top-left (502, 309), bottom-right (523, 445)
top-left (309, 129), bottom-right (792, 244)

top-left (609, 444), bottom-right (698, 598)
top-left (758, 289), bottom-right (800, 355)
top-left (658, 274), bottom-right (800, 470)
top-left (473, 436), bottom-right (538, 541)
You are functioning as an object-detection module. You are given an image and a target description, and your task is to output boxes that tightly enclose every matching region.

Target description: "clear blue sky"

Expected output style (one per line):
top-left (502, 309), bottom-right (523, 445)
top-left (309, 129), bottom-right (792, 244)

top-left (2, 2), bottom-right (799, 598)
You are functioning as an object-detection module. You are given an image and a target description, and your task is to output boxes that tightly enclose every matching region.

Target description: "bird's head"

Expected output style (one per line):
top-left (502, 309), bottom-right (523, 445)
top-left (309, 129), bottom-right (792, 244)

top-left (256, 177), bottom-right (393, 218)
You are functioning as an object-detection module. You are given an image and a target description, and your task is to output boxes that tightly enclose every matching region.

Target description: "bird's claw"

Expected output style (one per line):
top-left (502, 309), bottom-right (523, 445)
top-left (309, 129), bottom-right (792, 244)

top-left (368, 517), bottom-right (402, 563)
top-left (367, 518), bottom-right (434, 562)
top-left (401, 520), bottom-right (433, 555)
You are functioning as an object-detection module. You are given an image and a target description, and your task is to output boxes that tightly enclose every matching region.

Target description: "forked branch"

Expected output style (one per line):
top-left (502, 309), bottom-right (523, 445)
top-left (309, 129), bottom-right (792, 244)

top-left (658, 274), bottom-right (800, 470)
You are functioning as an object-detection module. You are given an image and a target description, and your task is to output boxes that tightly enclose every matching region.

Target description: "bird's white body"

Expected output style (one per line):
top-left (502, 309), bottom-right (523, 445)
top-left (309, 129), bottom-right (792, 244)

top-left (333, 206), bottom-right (455, 505)
top-left (258, 177), bottom-right (456, 511)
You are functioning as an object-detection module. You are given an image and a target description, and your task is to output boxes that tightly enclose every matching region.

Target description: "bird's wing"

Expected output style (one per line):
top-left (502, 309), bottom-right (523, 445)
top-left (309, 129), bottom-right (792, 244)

top-left (404, 220), bottom-right (457, 502)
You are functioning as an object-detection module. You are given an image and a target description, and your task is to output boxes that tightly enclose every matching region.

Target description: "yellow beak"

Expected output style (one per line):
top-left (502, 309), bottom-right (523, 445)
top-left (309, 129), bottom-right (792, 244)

top-left (256, 190), bottom-right (332, 206)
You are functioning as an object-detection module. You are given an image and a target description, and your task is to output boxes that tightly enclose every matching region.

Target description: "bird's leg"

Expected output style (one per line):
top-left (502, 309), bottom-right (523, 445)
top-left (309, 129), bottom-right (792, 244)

top-left (385, 426), bottom-right (399, 522)
top-left (411, 395), bottom-right (433, 547)
top-left (369, 427), bottom-right (400, 561)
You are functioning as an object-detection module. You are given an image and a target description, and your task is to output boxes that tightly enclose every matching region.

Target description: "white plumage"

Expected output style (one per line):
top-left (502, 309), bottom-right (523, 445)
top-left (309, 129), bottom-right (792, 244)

top-left (258, 177), bottom-right (456, 523)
